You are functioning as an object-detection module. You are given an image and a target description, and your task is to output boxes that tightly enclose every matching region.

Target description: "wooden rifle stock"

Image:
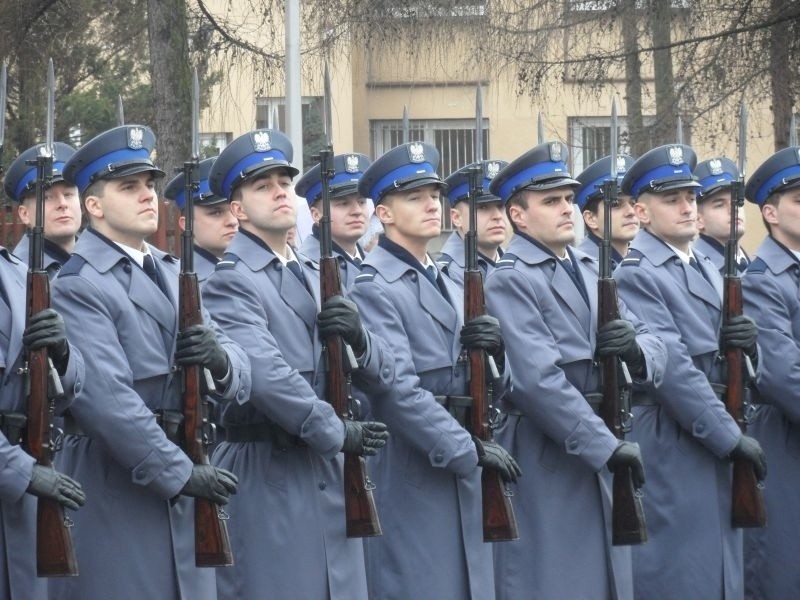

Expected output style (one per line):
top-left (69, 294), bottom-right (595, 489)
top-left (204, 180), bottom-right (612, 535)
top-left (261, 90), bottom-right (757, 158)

top-left (464, 270), bottom-right (519, 542)
top-left (320, 255), bottom-right (382, 538)
top-left (179, 272), bottom-right (234, 566)
top-left (722, 277), bottom-right (766, 528)
top-left (25, 271), bottom-right (79, 576)
top-left (598, 277), bottom-right (648, 545)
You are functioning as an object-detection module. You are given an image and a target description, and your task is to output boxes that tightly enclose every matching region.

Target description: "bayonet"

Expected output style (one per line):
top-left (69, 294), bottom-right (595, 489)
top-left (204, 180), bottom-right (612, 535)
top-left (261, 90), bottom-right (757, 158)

top-left (0, 62), bottom-right (7, 161)
top-left (323, 62), bottom-right (333, 146)
top-left (116, 95), bottom-right (124, 127)
top-left (191, 68), bottom-right (200, 161)
top-left (45, 59), bottom-right (54, 158)
top-left (475, 85), bottom-right (483, 164)
top-left (790, 113), bottom-right (797, 147)
top-left (538, 112), bottom-right (545, 144)
top-left (676, 115), bottom-right (683, 145)
top-left (402, 105), bottom-right (410, 144)
top-left (610, 98), bottom-right (618, 181)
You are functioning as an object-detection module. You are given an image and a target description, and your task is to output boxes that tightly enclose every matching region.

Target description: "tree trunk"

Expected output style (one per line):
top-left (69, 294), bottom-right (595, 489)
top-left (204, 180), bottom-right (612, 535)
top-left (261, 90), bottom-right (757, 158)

top-left (621, 0), bottom-right (646, 156)
top-left (648, 0), bottom-right (677, 147)
top-left (147, 0), bottom-right (191, 184)
top-left (769, 0), bottom-right (792, 151)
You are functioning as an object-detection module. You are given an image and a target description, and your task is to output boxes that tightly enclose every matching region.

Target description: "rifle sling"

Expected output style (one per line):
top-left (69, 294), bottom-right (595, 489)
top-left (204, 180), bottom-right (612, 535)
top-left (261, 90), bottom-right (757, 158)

top-left (501, 393), bottom-right (603, 417)
top-left (64, 409), bottom-right (185, 444)
top-left (0, 411), bottom-right (27, 445)
top-left (224, 421), bottom-right (307, 448)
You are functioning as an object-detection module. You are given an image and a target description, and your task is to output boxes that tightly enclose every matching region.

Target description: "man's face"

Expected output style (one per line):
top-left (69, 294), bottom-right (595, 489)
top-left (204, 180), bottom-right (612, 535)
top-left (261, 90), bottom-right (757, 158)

top-left (509, 186), bottom-right (576, 254)
top-left (310, 193), bottom-right (369, 244)
top-left (634, 188), bottom-right (698, 248)
top-left (19, 181), bottom-right (82, 241)
top-left (85, 172), bottom-right (159, 246)
top-left (697, 189), bottom-right (745, 242)
top-left (583, 194), bottom-right (639, 244)
top-left (763, 188), bottom-right (800, 250)
top-left (376, 184), bottom-right (442, 243)
top-left (451, 200), bottom-right (508, 248)
top-left (231, 169), bottom-right (296, 233)
top-left (180, 201), bottom-right (238, 257)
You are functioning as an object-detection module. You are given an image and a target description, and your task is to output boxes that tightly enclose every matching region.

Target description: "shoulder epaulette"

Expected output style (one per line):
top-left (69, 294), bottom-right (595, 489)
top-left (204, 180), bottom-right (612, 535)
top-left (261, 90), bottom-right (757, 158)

top-left (746, 257), bottom-right (767, 275)
top-left (354, 265), bottom-right (377, 284)
top-left (495, 253), bottom-right (518, 269)
top-left (57, 255), bottom-right (87, 277)
top-left (215, 259), bottom-right (238, 271)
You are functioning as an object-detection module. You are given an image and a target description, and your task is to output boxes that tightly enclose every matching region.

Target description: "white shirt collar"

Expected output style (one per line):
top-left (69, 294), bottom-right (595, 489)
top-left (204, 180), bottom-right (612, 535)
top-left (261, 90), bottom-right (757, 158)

top-left (668, 242), bottom-right (695, 264)
top-left (114, 241), bottom-right (151, 268)
top-left (273, 245), bottom-right (299, 266)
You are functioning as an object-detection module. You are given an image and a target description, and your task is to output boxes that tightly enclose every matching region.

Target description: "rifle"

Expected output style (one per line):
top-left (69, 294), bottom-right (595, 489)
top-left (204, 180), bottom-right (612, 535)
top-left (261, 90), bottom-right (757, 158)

top-left (467, 84), bottom-right (518, 542)
top-left (23, 59), bottom-right (79, 577)
top-left (724, 103), bottom-right (766, 528)
top-left (598, 98), bottom-right (648, 546)
top-left (179, 67), bottom-right (234, 566)
top-left (319, 63), bottom-right (382, 538)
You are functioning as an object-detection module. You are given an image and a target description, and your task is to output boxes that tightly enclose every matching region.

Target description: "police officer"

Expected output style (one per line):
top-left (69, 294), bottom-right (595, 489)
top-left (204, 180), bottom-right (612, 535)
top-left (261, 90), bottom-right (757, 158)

top-left (614, 144), bottom-right (766, 599)
top-left (438, 159), bottom-right (509, 287)
top-left (50, 125), bottom-right (249, 600)
top-left (4, 142), bottom-right (81, 279)
top-left (485, 141), bottom-right (663, 600)
top-left (740, 147), bottom-right (800, 599)
top-left (295, 153), bottom-right (371, 288)
top-left (693, 157), bottom-right (750, 274)
top-left (348, 142), bottom-right (520, 600)
top-left (0, 244), bottom-right (85, 599)
top-left (164, 157), bottom-right (238, 283)
top-left (201, 129), bottom-right (392, 600)
top-left (574, 154), bottom-right (638, 264)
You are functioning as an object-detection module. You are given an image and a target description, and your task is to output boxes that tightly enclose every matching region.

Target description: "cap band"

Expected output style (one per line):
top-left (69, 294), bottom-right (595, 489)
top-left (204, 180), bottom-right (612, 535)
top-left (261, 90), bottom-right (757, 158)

top-left (756, 164), bottom-right (800, 204)
top-left (222, 150), bottom-right (291, 198)
top-left (304, 171), bottom-right (363, 205)
top-left (371, 161), bottom-right (439, 201)
top-left (629, 163), bottom-right (695, 198)
top-left (498, 161), bottom-right (571, 202)
top-left (75, 148), bottom-right (154, 193)
top-left (14, 160), bottom-right (68, 200)
top-left (697, 173), bottom-right (734, 198)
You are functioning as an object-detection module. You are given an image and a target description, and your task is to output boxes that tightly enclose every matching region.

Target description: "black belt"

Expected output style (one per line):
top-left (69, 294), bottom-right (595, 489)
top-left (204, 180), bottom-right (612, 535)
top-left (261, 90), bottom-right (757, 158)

top-left (0, 412), bottom-right (27, 445)
top-left (502, 393), bottom-right (603, 416)
top-left (434, 395), bottom-right (473, 428)
top-left (63, 409), bottom-right (185, 444)
top-left (224, 422), bottom-right (306, 448)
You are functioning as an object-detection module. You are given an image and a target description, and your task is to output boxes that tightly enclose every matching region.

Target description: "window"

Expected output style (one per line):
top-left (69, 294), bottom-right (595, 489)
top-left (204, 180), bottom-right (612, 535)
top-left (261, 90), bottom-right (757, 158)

top-left (199, 132), bottom-right (232, 158)
top-left (256, 97), bottom-right (326, 171)
top-left (568, 115), bottom-right (656, 173)
top-left (370, 118), bottom-right (489, 230)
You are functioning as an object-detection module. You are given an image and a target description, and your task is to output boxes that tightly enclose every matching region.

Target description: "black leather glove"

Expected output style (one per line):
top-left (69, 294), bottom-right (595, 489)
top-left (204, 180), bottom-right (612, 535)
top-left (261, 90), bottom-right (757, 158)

top-left (341, 420), bottom-right (389, 456)
top-left (474, 437), bottom-right (521, 484)
top-left (318, 296), bottom-right (367, 356)
top-left (22, 308), bottom-right (70, 373)
top-left (175, 324), bottom-right (229, 380)
top-left (27, 464), bottom-right (86, 511)
top-left (606, 441), bottom-right (646, 489)
top-left (181, 464), bottom-right (238, 505)
top-left (730, 435), bottom-right (767, 481)
top-left (460, 315), bottom-right (505, 360)
top-left (596, 319), bottom-right (644, 371)
top-left (720, 315), bottom-right (758, 358)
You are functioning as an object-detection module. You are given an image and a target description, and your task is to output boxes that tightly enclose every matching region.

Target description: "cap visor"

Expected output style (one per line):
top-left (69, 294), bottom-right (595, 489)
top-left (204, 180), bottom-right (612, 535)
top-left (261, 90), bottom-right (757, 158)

top-left (655, 180), bottom-right (702, 193)
top-left (194, 194), bottom-right (227, 206)
top-left (396, 176), bottom-right (447, 193)
top-left (524, 177), bottom-right (581, 191)
top-left (103, 164), bottom-right (166, 181)
top-left (245, 162), bottom-right (300, 182)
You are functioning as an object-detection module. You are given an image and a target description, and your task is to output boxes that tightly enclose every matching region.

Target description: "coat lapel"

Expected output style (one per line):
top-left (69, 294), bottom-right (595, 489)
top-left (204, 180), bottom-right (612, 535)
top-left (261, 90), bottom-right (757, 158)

top-left (683, 258), bottom-right (721, 309)
top-left (127, 263), bottom-right (177, 353)
top-left (550, 262), bottom-right (592, 331)
top-left (277, 263), bottom-right (317, 332)
top-left (2, 256), bottom-right (27, 371)
top-left (418, 272), bottom-right (458, 334)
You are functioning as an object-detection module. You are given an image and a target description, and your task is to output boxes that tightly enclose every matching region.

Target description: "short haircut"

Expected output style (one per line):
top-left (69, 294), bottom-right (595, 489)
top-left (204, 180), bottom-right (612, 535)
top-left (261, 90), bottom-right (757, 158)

top-left (83, 179), bottom-right (107, 202)
top-left (762, 192), bottom-right (781, 235)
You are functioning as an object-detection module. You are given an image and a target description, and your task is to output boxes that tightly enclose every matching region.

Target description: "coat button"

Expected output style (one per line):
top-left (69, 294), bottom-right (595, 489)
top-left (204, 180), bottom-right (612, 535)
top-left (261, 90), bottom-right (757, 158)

top-left (568, 440), bottom-right (579, 451)
top-left (434, 452), bottom-right (444, 463)
top-left (318, 481), bottom-right (327, 490)
top-left (410, 273), bottom-right (417, 282)
top-left (122, 261), bottom-right (131, 273)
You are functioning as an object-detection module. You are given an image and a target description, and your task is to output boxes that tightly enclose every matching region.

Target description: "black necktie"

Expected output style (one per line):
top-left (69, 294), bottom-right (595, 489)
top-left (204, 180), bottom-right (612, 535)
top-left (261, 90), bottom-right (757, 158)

top-left (560, 258), bottom-right (589, 306)
top-left (426, 265), bottom-right (451, 303)
top-left (286, 260), bottom-right (312, 295)
top-left (353, 256), bottom-right (363, 268)
top-left (143, 254), bottom-right (167, 295)
top-left (738, 256), bottom-right (748, 273)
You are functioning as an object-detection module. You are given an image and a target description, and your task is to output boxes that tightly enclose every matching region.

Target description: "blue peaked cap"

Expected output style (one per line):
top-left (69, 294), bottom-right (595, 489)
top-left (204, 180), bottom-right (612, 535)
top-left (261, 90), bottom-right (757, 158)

top-left (163, 158), bottom-right (225, 211)
top-left (4, 142), bottom-right (76, 202)
top-left (295, 153), bottom-right (371, 206)
top-left (620, 144), bottom-right (700, 198)
top-left (574, 154), bottom-right (635, 210)
top-left (63, 125), bottom-right (165, 195)
top-left (489, 142), bottom-right (579, 203)
top-left (209, 129), bottom-right (299, 199)
top-left (745, 147), bottom-right (800, 206)
top-left (443, 160), bottom-right (509, 206)
top-left (694, 157), bottom-right (739, 200)
top-left (357, 142), bottom-right (444, 204)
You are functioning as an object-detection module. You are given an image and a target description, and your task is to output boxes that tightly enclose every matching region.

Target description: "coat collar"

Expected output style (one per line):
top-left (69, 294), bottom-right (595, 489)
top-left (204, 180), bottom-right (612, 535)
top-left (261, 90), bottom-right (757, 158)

top-left (0, 248), bottom-right (27, 370)
top-left (754, 235), bottom-right (800, 275)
